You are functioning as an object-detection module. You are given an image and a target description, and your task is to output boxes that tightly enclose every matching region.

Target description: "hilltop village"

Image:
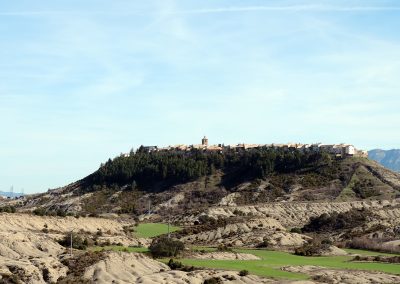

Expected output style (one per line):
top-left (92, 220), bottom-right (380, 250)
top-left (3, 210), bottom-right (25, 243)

top-left (131, 136), bottom-right (368, 158)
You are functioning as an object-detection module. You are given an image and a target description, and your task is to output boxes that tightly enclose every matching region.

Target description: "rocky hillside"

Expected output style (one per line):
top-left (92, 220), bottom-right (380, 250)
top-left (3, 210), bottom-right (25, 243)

top-left (8, 148), bottom-right (400, 217)
top-left (369, 149), bottom-right (400, 172)
top-left (1, 148), bottom-right (400, 283)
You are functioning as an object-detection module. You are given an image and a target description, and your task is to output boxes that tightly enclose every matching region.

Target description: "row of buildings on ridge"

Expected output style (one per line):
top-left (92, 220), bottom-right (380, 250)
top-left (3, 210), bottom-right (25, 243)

top-left (133, 136), bottom-right (368, 158)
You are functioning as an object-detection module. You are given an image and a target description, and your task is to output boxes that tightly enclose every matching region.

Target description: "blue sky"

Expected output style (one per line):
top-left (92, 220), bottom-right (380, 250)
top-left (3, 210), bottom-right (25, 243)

top-left (1, 0), bottom-right (400, 193)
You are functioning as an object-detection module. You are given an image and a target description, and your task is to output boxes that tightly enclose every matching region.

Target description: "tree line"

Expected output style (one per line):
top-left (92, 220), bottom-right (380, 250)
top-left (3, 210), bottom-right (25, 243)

top-left (83, 147), bottom-right (333, 192)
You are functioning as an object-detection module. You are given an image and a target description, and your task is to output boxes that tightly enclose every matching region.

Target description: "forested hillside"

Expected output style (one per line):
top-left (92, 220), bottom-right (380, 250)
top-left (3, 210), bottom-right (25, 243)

top-left (14, 146), bottom-right (400, 216)
top-left (82, 147), bottom-right (335, 192)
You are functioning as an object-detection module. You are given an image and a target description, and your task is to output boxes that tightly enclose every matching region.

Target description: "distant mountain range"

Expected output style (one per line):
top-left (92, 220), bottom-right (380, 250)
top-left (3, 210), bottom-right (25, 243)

top-left (369, 149), bottom-right (400, 172)
top-left (0, 191), bottom-right (24, 198)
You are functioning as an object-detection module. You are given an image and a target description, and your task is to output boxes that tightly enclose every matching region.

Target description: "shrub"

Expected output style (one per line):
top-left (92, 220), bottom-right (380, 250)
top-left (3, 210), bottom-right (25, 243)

top-left (353, 181), bottom-right (381, 198)
top-left (58, 233), bottom-right (88, 250)
top-left (0, 206), bottom-right (16, 213)
top-left (290, 227), bottom-right (302, 234)
top-left (58, 251), bottom-right (105, 283)
top-left (203, 277), bottom-right (222, 284)
top-left (167, 259), bottom-right (183, 270)
top-left (233, 209), bottom-right (246, 216)
top-left (256, 237), bottom-right (271, 248)
top-left (198, 215), bottom-right (217, 225)
top-left (302, 209), bottom-right (369, 233)
top-left (294, 240), bottom-right (330, 256)
top-left (216, 244), bottom-right (233, 252)
top-left (321, 239), bottom-right (333, 245)
top-left (149, 237), bottom-right (184, 258)
top-left (351, 255), bottom-right (400, 264)
top-left (239, 270), bottom-right (249, 276)
top-left (33, 207), bottom-right (46, 216)
top-left (56, 209), bottom-right (67, 217)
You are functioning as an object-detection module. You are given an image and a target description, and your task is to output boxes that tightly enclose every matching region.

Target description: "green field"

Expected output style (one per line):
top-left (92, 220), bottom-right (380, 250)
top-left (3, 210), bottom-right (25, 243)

top-left (178, 248), bottom-right (400, 280)
top-left (88, 244), bottom-right (400, 280)
top-left (134, 223), bottom-right (181, 238)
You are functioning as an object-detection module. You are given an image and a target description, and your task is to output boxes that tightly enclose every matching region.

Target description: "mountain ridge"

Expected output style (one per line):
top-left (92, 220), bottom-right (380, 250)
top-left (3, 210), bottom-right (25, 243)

top-left (369, 149), bottom-right (400, 172)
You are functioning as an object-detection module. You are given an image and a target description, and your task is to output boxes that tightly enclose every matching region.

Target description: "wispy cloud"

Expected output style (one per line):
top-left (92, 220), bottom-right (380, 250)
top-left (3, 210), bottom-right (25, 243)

top-left (1, 4), bottom-right (400, 17)
top-left (171, 5), bottom-right (400, 14)
top-left (1, 0), bottom-right (400, 193)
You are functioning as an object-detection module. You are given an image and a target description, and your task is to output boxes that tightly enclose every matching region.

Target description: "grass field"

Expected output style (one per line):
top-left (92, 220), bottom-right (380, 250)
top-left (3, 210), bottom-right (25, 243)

top-left (88, 244), bottom-right (400, 280)
top-left (178, 248), bottom-right (400, 280)
top-left (134, 223), bottom-right (181, 238)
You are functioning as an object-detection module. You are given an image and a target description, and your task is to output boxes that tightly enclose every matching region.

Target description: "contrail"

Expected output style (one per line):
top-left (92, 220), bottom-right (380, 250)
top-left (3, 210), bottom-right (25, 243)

top-left (1, 5), bottom-right (400, 16)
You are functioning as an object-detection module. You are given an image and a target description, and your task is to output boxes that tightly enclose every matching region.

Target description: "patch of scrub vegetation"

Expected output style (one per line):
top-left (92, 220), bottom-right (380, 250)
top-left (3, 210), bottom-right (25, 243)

top-left (134, 223), bottom-right (181, 238)
top-left (347, 237), bottom-right (400, 254)
top-left (58, 251), bottom-right (106, 284)
top-left (302, 208), bottom-right (371, 233)
top-left (149, 237), bottom-right (185, 257)
top-left (0, 205), bottom-right (16, 213)
top-left (339, 164), bottom-right (394, 200)
top-left (178, 248), bottom-right (400, 280)
top-left (344, 248), bottom-right (400, 257)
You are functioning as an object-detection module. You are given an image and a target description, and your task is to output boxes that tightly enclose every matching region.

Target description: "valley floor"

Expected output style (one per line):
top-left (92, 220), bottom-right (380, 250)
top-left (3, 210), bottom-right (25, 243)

top-left (179, 247), bottom-right (400, 280)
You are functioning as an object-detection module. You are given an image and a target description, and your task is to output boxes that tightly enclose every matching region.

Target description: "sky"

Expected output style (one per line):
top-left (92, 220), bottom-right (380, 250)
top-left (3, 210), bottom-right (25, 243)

top-left (1, 0), bottom-right (400, 193)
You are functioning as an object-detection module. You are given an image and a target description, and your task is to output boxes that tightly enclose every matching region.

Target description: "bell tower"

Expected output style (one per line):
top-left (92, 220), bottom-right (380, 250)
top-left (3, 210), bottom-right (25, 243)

top-left (201, 136), bottom-right (208, 146)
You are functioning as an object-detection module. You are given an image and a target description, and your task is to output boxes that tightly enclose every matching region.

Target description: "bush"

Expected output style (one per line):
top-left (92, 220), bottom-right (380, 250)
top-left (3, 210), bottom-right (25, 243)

top-left (58, 233), bottom-right (88, 250)
top-left (216, 244), bottom-right (233, 252)
top-left (351, 255), bottom-right (400, 264)
top-left (302, 209), bottom-right (369, 233)
top-left (167, 259), bottom-right (183, 270)
top-left (290, 227), bottom-right (302, 234)
top-left (233, 209), bottom-right (246, 216)
top-left (58, 251), bottom-right (105, 283)
top-left (203, 277), bottom-right (222, 284)
top-left (0, 206), bottom-right (16, 213)
top-left (256, 237), bottom-right (271, 248)
top-left (353, 181), bottom-right (381, 198)
top-left (321, 239), bottom-right (333, 245)
top-left (149, 237), bottom-right (184, 258)
top-left (56, 209), bottom-right (67, 217)
top-left (239, 270), bottom-right (249, 276)
top-left (294, 240), bottom-right (330, 256)
top-left (33, 207), bottom-right (46, 216)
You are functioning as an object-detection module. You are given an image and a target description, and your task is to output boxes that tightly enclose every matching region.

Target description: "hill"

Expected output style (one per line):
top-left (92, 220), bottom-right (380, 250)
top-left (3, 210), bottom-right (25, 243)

top-left (369, 149), bottom-right (400, 172)
top-left (1, 147), bottom-right (400, 283)
top-left (12, 147), bottom-right (400, 216)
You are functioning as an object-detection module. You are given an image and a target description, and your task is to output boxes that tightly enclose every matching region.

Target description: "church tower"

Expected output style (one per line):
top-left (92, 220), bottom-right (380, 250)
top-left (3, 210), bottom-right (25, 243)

top-left (201, 136), bottom-right (208, 146)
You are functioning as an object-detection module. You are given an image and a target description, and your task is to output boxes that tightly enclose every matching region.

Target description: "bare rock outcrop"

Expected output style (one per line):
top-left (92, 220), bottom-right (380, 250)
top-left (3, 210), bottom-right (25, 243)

top-left (202, 200), bottom-right (400, 227)
top-left (83, 252), bottom-right (275, 284)
top-left (181, 218), bottom-right (309, 247)
top-left (0, 231), bottom-right (68, 283)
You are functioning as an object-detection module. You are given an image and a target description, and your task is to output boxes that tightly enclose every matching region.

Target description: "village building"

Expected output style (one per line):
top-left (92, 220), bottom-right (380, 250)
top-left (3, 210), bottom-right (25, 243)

top-left (125, 137), bottom-right (368, 158)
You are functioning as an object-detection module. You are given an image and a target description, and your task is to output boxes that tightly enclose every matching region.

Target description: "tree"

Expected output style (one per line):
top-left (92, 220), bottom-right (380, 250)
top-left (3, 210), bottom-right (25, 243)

top-left (149, 236), bottom-right (184, 258)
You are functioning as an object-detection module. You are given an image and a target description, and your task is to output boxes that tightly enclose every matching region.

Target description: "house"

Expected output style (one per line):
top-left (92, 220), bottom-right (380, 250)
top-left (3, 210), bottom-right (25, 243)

top-left (344, 145), bottom-right (356, 156)
top-left (142, 146), bottom-right (158, 153)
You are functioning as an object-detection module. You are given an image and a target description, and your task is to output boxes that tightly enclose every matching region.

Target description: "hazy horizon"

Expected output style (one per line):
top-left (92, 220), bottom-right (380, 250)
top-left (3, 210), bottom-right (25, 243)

top-left (1, 0), bottom-right (400, 193)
